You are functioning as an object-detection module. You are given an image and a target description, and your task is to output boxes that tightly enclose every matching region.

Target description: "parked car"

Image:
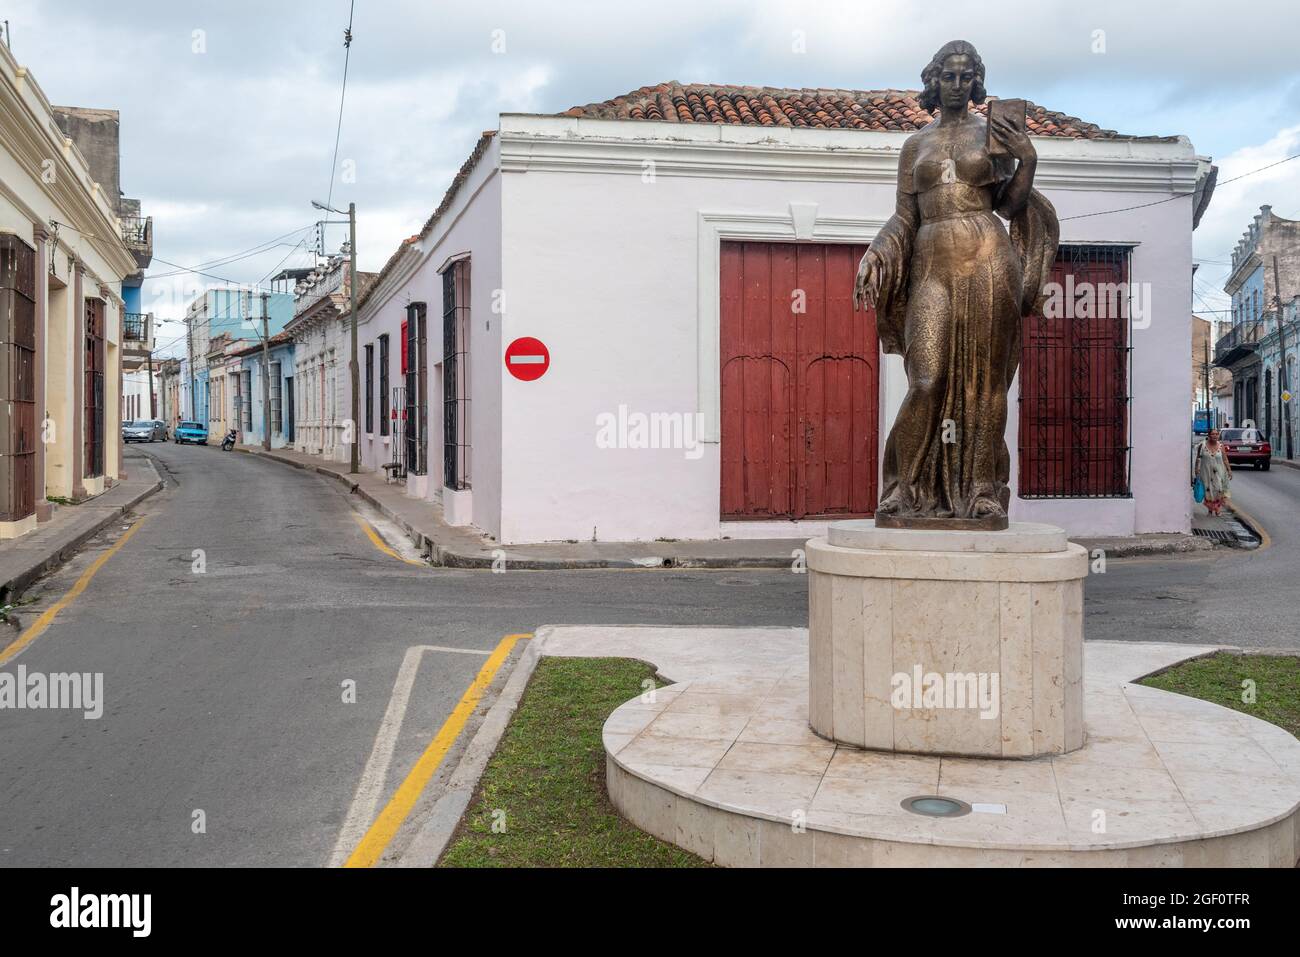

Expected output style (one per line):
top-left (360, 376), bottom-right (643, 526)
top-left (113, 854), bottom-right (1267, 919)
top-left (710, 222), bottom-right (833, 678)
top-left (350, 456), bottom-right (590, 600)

top-left (174, 421), bottom-right (209, 445)
top-left (153, 419), bottom-right (170, 441)
top-left (122, 419), bottom-right (167, 443)
top-left (1220, 427), bottom-right (1271, 470)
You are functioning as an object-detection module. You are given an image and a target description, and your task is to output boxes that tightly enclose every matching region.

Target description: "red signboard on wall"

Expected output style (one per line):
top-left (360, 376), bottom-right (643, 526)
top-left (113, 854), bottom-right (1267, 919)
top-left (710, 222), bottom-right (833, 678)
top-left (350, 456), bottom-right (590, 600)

top-left (504, 337), bottom-right (550, 381)
top-left (400, 319), bottom-right (409, 374)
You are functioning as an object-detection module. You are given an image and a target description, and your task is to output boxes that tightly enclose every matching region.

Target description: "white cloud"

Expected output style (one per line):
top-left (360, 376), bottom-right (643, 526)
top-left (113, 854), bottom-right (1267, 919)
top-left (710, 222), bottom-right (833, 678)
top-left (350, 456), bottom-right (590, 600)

top-left (6, 0), bottom-right (1298, 337)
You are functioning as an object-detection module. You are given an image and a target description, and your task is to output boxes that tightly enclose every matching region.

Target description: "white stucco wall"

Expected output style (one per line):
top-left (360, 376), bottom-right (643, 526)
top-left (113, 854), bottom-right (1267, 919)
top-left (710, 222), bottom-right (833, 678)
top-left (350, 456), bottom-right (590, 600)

top-left (488, 115), bottom-right (1203, 543)
top-left (357, 138), bottom-right (504, 538)
top-left (1, 41), bottom-right (135, 525)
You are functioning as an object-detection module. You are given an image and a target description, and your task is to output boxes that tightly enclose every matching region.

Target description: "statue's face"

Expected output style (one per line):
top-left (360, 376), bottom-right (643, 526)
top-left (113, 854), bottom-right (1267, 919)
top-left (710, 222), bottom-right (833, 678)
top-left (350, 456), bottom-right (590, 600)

top-left (938, 53), bottom-right (977, 110)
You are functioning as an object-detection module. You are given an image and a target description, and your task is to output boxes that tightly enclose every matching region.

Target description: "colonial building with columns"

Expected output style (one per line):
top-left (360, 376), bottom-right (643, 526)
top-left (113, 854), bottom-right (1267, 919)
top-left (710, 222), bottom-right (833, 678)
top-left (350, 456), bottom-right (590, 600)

top-left (285, 250), bottom-right (375, 462)
top-left (1, 40), bottom-right (139, 538)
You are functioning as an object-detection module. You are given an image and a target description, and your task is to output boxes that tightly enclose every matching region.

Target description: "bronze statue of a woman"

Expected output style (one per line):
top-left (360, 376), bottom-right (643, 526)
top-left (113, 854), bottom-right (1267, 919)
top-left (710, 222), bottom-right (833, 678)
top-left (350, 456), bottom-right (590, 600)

top-left (853, 40), bottom-right (1059, 530)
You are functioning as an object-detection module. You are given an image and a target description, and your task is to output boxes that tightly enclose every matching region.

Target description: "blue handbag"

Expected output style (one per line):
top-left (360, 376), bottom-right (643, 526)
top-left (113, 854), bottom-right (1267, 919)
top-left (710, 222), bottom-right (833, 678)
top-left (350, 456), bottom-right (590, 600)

top-left (1193, 476), bottom-right (1205, 504)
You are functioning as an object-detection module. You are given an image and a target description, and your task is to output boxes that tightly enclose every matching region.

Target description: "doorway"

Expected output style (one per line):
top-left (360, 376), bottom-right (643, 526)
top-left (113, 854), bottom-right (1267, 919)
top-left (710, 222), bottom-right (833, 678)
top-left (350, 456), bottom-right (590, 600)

top-left (719, 241), bottom-right (879, 520)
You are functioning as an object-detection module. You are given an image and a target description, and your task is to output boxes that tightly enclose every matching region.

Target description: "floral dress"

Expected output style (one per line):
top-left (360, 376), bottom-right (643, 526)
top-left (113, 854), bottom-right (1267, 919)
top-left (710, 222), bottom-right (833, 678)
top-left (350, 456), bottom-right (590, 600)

top-left (1195, 442), bottom-right (1231, 514)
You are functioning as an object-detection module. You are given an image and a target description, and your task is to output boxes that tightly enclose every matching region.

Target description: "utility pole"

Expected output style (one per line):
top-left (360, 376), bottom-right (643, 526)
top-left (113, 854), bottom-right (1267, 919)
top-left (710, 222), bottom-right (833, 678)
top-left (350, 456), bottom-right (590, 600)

top-left (187, 312), bottom-right (197, 420)
top-left (261, 292), bottom-right (272, 451)
top-left (1273, 257), bottom-right (1293, 460)
top-left (147, 347), bottom-right (156, 419)
top-left (1203, 338), bottom-right (1211, 427)
top-left (348, 202), bottom-right (359, 474)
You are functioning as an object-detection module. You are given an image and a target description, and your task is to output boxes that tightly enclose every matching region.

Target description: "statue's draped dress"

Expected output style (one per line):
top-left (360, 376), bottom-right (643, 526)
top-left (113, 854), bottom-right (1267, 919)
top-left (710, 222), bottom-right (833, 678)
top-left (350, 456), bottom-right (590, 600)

top-left (868, 117), bottom-right (1059, 519)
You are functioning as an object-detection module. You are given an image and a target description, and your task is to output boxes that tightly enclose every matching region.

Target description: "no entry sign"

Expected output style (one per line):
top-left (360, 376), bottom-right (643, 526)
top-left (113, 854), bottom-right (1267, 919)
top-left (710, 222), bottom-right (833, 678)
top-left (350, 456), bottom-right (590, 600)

top-left (505, 336), bottom-right (550, 381)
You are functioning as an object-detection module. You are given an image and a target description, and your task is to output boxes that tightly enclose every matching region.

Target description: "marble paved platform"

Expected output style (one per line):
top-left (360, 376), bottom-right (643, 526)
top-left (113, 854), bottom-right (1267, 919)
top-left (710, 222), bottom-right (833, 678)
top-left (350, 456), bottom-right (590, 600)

top-left (538, 626), bottom-right (1300, 867)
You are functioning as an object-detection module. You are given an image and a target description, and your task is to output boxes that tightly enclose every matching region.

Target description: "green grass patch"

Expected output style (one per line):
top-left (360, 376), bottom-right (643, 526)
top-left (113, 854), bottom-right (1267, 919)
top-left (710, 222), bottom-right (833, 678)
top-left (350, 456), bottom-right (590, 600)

top-left (438, 657), bottom-right (707, 868)
top-left (1139, 652), bottom-right (1300, 738)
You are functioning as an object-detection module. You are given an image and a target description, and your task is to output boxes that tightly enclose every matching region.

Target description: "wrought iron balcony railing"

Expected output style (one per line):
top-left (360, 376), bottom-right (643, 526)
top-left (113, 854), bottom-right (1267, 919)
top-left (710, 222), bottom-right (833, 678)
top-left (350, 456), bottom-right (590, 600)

top-left (120, 216), bottom-right (150, 247)
top-left (1214, 319), bottom-right (1266, 364)
top-left (123, 312), bottom-right (149, 342)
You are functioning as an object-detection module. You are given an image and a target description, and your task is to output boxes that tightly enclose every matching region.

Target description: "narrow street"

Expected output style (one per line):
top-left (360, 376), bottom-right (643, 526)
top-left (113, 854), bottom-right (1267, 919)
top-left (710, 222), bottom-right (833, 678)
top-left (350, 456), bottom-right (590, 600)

top-left (0, 443), bottom-right (805, 867)
top-left (2, 445), bottom-right (1298, 866)
top-left (1084, 464), bottom-right (1300, 649)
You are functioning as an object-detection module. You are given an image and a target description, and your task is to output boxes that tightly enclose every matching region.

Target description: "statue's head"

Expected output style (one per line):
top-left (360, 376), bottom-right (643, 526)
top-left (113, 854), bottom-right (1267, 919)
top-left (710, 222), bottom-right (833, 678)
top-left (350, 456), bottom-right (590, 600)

top-left (919, 40), bottom-right (986, 113)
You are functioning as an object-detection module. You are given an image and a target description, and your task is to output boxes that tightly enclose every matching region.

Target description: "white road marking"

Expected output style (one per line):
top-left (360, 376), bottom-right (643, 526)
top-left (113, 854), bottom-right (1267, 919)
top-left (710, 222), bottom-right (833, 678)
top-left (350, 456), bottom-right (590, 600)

top-left (328, 643), bottom-right (492, 867)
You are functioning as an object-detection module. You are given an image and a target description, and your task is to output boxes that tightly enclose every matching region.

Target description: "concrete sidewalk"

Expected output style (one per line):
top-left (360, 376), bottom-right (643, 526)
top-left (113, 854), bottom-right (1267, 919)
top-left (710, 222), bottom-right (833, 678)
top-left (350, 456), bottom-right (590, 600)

top-left (0, 452), bottom-right (164, 602)
top-left (239, 445), bottom-right (1226, 569)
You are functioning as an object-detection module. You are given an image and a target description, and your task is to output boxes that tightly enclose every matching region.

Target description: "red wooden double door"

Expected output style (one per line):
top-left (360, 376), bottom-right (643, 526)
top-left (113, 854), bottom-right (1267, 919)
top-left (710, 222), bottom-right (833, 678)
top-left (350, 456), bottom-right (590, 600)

top-left (720, 241), bottom-right (878, 520)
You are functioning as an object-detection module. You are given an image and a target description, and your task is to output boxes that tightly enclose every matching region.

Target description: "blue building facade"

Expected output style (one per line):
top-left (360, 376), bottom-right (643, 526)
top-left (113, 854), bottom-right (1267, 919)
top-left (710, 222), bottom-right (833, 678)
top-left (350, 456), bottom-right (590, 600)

top-left (1216, 206), bottom-right (1300, 458)
top-left (180, 287), bottom-right (295, 434)
top-left (233, 334), bottom-right (296, 449)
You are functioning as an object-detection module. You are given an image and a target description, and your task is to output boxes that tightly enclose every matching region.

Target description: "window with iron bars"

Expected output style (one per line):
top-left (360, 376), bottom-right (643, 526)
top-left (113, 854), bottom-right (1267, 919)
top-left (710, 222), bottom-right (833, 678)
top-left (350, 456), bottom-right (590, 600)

top-left (1018, 244), bottom-right (1132, 498)
top-left (442, 259), bottom-right (471, 491)
top-left (84, 298), bottom-right (105, 478)
top-left (378, 335), bottom-right (390, 437)
top-left (271, 361), bottom-right (282, 435)
top-left (0, 234), bottom-right (35, 522)
top-left (364, 343), bottom-right (374, 434)
top-left (241, 370), bottom-right (253, 432)
top-left (404, 305), bottom-right (427, 474)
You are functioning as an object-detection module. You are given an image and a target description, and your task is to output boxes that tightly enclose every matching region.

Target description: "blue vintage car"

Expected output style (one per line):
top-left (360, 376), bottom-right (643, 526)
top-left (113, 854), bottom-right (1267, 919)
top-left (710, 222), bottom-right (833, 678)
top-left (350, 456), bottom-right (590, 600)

top-left (174, 421), bottom-right (209, 445)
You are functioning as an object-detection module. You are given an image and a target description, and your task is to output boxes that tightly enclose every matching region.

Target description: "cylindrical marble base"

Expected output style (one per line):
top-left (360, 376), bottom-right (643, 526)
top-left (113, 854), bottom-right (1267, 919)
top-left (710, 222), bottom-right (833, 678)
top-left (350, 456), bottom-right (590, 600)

top-left (807, 520), bottom-right (1087, 758)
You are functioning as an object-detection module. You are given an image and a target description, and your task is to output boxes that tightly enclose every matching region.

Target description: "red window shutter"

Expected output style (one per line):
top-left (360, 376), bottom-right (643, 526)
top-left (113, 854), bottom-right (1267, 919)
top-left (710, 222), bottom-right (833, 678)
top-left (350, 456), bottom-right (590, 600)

top-left (1019, 247), bottom-right (1130, 497)
top-left (400, 319), bottom-right (409, 373)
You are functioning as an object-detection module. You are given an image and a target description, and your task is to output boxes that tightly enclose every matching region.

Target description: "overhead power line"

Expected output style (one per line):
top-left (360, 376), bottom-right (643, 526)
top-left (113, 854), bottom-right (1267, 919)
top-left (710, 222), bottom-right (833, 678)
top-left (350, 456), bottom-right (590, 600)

top-left (1059, 152), bottom-right (1300, 223)
top-left (146, 225), bottom-right (316, 279)
top-left (325, 0), bottom-right (357, 216)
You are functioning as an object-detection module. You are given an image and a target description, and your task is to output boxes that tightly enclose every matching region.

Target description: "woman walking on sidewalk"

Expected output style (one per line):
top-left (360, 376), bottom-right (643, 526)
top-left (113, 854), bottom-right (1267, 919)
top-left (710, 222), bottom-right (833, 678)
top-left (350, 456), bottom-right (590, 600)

top-left (1194, 428), bottom-right (1233, 516)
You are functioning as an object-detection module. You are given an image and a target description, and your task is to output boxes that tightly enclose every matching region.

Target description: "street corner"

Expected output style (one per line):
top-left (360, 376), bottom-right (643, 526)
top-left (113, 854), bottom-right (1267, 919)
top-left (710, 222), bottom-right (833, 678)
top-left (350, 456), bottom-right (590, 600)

top-left (5, 2), bottom-right (1300, 937)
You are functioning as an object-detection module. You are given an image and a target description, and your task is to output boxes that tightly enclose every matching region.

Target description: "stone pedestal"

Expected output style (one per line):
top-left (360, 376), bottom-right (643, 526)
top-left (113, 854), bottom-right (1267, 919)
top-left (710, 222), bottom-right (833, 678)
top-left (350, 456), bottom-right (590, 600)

top-left (807, 520), bottom-right (1087, 758)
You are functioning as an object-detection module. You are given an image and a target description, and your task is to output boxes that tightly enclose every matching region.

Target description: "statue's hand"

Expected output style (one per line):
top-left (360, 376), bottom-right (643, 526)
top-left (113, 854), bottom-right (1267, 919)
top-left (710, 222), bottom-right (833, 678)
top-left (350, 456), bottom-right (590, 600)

top-left (853, 248), bottom-right (882, 311)
top-left (991, 115), bottom-right (1034, 165)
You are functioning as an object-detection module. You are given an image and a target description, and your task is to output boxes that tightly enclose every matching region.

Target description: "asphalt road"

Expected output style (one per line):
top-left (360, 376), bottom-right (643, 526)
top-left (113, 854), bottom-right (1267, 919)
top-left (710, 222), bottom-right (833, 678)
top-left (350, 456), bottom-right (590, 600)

top-left (1084, 462), bottom-right (1300, 649)
top-left (1, 443), bottom-right (1295, 867)
top-left (0, 442), bottom-right (807, 868)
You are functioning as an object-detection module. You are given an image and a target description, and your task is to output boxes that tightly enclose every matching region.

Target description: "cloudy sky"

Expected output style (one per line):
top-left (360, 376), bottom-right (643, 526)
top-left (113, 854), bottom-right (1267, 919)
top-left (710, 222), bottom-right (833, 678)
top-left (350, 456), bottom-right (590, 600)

top-left (8, 0), bottom-right (1299, 353)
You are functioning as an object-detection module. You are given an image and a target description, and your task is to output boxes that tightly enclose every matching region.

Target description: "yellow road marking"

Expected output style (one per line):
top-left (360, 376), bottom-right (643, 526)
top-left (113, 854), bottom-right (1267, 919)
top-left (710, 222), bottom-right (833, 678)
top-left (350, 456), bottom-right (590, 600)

top-left (1228, 501), bottom-right (1271, 551)
top-left (343, 632), bottom-right (531, 868)
top-left (351, 512), bottom-right (426, 566)
top-left (0, 517), bottom-right (147, 667)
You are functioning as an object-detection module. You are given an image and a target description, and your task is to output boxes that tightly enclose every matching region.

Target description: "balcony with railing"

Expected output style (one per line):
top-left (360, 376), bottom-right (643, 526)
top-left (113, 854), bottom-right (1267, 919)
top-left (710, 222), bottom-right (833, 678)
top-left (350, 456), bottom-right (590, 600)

top-left (1214, 319), bottom-right (1267, 367)
top-left (119, 214), bottom-right (153, 270)
top-left (122, 311), bottom-right (152, 359)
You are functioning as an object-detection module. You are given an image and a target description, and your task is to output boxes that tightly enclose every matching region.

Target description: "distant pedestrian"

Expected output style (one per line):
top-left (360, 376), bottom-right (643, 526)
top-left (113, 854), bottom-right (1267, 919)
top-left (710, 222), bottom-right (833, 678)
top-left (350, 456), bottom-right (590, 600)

top-left (1194, 428), bottom-right (1232, 516)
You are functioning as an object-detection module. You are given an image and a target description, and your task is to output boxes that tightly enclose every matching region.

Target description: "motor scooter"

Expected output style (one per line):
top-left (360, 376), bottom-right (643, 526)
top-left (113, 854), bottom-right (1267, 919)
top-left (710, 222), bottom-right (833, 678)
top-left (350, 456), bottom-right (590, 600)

top-left (220, 429), bottom-right (237, 451)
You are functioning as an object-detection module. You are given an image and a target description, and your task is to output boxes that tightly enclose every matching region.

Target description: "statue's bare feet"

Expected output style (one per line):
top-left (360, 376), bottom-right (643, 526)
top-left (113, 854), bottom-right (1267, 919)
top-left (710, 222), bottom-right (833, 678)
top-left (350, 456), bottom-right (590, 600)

top-left (971, 496), bottom-right (1006, 520)
top-left (876, 490), bottom-right (906, 515)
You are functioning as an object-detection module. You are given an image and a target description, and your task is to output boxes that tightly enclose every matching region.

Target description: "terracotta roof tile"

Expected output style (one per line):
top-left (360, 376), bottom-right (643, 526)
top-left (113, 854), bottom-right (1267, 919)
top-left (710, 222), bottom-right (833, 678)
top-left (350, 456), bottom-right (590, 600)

top-left (564, 82), bottom-right (1166, 141)
top-left (360, 83), bottom-right (1170, 321)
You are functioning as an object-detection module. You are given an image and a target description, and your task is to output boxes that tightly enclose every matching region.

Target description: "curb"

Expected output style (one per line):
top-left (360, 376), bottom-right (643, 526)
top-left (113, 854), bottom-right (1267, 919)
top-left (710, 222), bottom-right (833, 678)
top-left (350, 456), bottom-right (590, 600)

top-left (240, 447), bottom-right (796, 570)
top-left (0, 458), bottom-right (164, 603)
top-left (436, 551), bottom-right (796, 571)
top-left (1226, 503), bottom-right (1267, 550)
top-left (239, 447), bottom-right (1223, 569)
top-left (1070, 536), bottom-right (1213, 559)
top-left (395, 636), bottom-right (544, 867)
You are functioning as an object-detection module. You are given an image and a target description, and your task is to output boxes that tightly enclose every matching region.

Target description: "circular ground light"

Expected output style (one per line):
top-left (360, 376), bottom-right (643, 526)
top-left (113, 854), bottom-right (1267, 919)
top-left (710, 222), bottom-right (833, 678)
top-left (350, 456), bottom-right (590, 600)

top-left (901, 795), bottom-right (971, 818)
